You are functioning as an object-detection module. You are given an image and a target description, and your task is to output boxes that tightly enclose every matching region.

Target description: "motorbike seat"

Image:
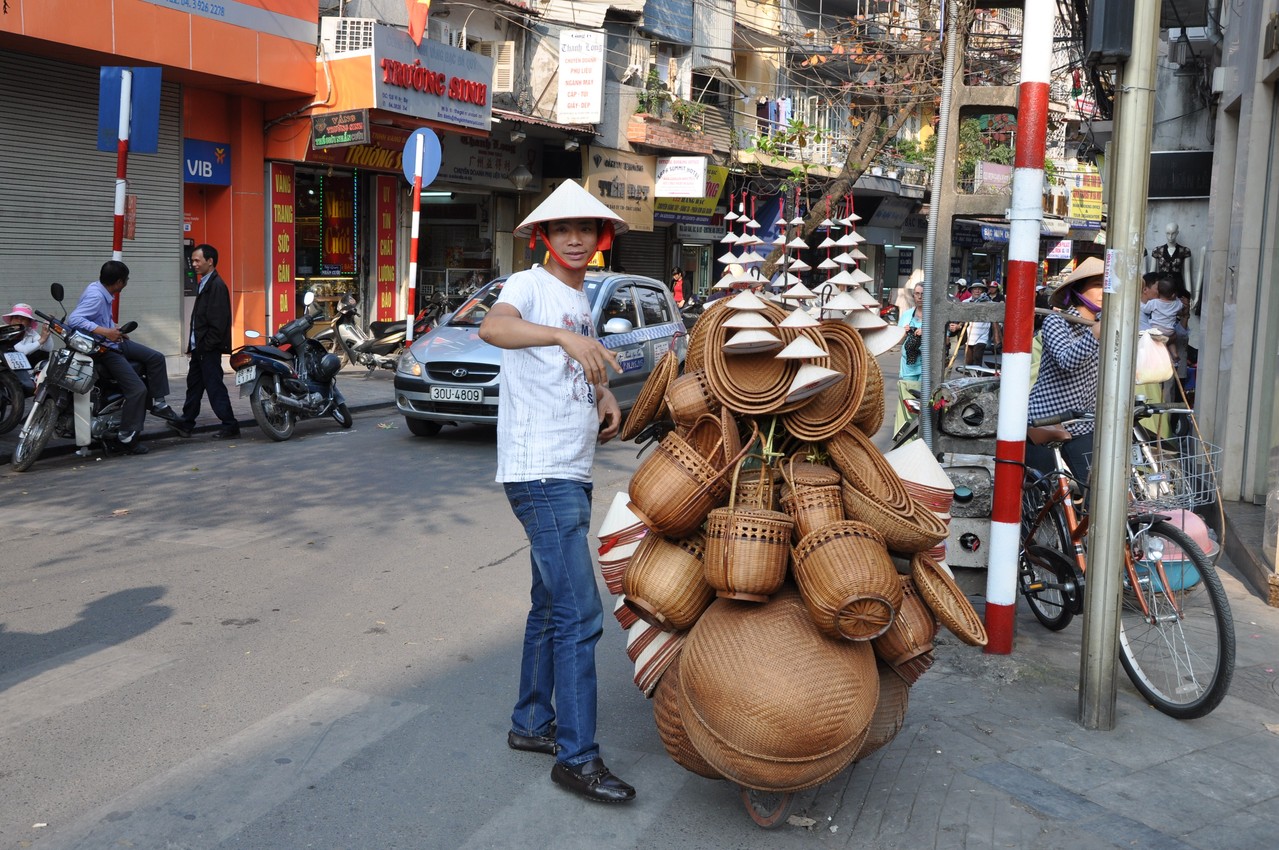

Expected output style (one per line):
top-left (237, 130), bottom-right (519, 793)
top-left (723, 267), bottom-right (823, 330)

top-left (368, 321), bottom-right (403, 338)
top-left (243, 344), bottom-right (294, 360)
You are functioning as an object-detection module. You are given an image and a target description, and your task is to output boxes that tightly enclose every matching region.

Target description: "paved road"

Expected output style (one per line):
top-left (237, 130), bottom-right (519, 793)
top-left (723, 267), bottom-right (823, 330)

top-left (1, 370), bottom-right (1277, 849)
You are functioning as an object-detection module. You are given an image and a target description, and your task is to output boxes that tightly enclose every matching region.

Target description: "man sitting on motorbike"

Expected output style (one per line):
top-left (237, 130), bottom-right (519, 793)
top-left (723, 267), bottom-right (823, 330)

top-left (66, 260), bottom-right (179, 453)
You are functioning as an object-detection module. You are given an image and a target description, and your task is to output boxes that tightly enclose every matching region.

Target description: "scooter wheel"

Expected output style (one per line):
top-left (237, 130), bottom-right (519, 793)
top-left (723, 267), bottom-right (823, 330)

top-left (334, 403), bottom-right (353, 428)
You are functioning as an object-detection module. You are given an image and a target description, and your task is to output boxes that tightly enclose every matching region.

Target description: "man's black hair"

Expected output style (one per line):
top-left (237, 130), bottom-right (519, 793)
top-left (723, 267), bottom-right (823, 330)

top-left (100, 260), bottom-right (130, 286)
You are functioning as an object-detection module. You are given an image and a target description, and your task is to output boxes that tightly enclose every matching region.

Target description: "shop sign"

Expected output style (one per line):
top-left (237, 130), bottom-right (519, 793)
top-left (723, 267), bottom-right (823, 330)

top-left (868, 196), bottom-right (914, 229)
top-left (138, 0), bottom-right (317, 45)
top-left (437, 134), bottom-right (543, 191)
top-left (901, 213), bottom-right (929, 239)
top-left (655, 157), bottom-right (707, 198)
top-left (1147, 150), bottom-right (1213, 200)
top-left (305, 124), bottom-right (410, 173)
top-left (585, 146), bottom-right (655, 233)
top-left (311, 109), bottom-right (370, 150)
top-left (373, 25), bottom-right (493, 131)
top-left (323, 175), bottom-right (355, 274)
top-left (897, 248), bottom-right (914, 276)
top-left (653, 165), bottom-right (728, 223)
top-left (974, 161), bottom-right (1013, 193)
top-left (269, 163), bottom-right (297, 326)
top-left (1068, 165), bottom-right (1104, 222)
top-left (676, 221), bottom-right (724, 242)
top-left (952, 220), bottom-right (985, 248)
top-left (375, 175), bottom-right (398, 322)
top-left (557, 30), bottom-right (605, 125)
top-left (1047, 239), bottom-right (1073, 260)
top-left (981, 223), bottom-right (1010, 243)
top-left (183, 138), bottom-right (232, 185)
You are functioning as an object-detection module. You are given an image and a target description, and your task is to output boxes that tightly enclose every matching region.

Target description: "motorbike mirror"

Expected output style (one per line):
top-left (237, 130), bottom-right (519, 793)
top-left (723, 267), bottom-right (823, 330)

top-left (302, 291), bottom-right (316, 307)
top-left (51, 282), bottom-right (64, 302)
top-left (118, 321), bottom-right (139, 334)
top-left (243, 330), bottom-right (262, 339)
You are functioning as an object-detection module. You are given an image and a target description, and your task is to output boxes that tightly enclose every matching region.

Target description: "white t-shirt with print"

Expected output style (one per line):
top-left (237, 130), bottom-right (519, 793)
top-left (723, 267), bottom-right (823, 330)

top-left (494, 266), bottom-right (599, 483)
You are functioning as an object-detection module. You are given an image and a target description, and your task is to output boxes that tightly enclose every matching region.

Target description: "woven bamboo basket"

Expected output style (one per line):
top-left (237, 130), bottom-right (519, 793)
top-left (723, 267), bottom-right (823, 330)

top-left (851, 661), bottom-right (911, 762)
top-left (871, 575), bottom-right (937, 684)
top-left (665, 369), bottom-right (721, 428)
top-left (779, 456), bottom-right (846, 541)
top-left (911, 553), bottom-right (989, 647)
top-left (623, 532), bottom-right (713, 632)
top-left (677, 587), bottom-right (878, 792)
top-left (826, 425), bottom-right (912, 512)
top-left (620, 349), bottom-right (679, 442)
top-left (850, 356), bottom-right (885, 435)
top-left (732, 458), bottom-right (779, 511)
top-left (782, 455), bottom-right (842, 488)
top-left (628, 415), bottom-right (754, 538)
top-left (841, 483), bottom-right (950, 555)
top-left (703, 459), bottom-right (793, 602)
top-left (792, 521), bottom-right (903, 641)
top-left (652, 654), bottom-right (724, 780)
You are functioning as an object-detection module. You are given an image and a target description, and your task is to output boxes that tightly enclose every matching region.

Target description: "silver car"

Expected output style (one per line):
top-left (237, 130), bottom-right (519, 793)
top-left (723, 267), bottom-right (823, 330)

top-left (395, 271), bottom-right (687, 436)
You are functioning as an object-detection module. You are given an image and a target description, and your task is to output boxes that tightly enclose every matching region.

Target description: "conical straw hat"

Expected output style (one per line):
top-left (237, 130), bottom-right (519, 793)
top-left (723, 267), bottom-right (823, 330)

top-left (599, 491), bottom-right (646, 539)
top-left (788, 258), bottom-right (812, 272)
top-left (782, 282), bottom-right (817, 300)
top-left (787, 237), bottom-right (809, 249)
top-left (849, 248), bottom-right (869, 260)
top-left (515, 180), bottom-right (629, 238)
top-left (719, 231), bottom-right (739, 244)
top-left (785, 364), bottom-right (844, 403)
top-left (775, 336), bottom-right (829, 360)
top-left (818, 257), bottom-right (840, 270)
top-left (723, 328), bottom-right (783, 353)
top-left (726, 290), bottom-right (770, 311)
top-left (718, 250), bottom-right (741, 264)
top-left (723, 310), bottom-right (775, 329)
top-left (883, 440), bottom-right (955, 493)
top-left (843, 307), bottom-right (887, 330)
top-left (859, 324), bottom-right (908, 357)
top-left (848, 268), bottom-right (873, 285)
top-left (779, 306), bottom-right (821, 328)
top-left (821, 291), bottom-right (863, 311)
top-left (849, 286), bottom-right (879, 307)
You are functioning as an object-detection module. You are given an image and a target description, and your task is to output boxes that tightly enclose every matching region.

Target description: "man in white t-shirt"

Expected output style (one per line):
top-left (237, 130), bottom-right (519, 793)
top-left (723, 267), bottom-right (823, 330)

top-left (479, 180), bottom-right (634, 804)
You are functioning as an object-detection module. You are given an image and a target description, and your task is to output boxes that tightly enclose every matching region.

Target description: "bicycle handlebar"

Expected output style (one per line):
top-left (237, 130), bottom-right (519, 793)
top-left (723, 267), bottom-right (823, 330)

top-left (1029, 410), bottom-right (1093, 428)
top-left (1030, 400), bottom-right (1192, 430)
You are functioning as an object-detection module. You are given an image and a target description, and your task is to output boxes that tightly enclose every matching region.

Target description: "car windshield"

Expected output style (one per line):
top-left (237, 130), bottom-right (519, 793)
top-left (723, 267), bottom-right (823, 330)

top-left (448, 280), bottom-right (506, 327)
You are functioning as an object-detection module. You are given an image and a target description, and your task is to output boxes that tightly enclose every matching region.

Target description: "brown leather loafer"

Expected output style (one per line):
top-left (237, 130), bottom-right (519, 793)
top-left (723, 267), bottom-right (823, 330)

top-left (508, 728), bottom-right (558, 755)
top-left (551, 758), bottom-right (636, 803)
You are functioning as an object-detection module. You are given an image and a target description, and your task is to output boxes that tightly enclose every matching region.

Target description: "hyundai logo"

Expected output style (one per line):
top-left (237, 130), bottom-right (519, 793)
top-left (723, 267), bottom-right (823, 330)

top-left (452, 368), bottom-right (469, 378)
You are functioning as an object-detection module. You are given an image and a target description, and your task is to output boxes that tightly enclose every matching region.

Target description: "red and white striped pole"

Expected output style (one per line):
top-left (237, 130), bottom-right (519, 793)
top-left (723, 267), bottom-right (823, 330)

top-left (405, 134), bottom-right (425, 343)
top-left (110, 68), bottom-right (132, 321)
top-left (984, 3), bottom-right (1053, 654)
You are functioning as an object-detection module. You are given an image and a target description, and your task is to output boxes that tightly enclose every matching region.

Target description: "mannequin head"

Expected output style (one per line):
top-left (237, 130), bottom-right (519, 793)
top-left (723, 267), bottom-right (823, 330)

top-left (1165, 222), bottom-right (1180, 246)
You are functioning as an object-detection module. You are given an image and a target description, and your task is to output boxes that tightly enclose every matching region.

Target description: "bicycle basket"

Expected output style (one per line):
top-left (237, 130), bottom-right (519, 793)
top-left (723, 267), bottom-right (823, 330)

top-left (47, 349), bottom-right (95, 394)
top-left (1125, 434), bottom-right (1221, 510)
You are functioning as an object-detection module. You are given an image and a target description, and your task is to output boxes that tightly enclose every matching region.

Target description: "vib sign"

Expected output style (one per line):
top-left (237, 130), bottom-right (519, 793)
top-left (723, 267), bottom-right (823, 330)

top-left (184, 138), bottom-right (232, 185)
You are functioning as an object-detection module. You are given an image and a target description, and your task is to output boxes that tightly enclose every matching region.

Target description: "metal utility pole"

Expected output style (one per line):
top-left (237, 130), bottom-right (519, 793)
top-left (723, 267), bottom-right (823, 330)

top-left (1078, 0), bottom-right (1160, 731)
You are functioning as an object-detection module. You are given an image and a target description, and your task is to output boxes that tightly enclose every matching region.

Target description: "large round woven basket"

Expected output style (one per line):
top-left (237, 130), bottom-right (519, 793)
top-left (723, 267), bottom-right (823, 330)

top-left (842, 483), bottom-right (950, 555)
top-left (871, 575), bottom-right (937, 684)
top-left (850, 356), bottom-right (885, 435)
top-left (826, 425), bottom-right (911, 512)
top-left (703, 504), bottom-right (793, 602)
top-left (677, 587), bottom-right (878, 792)
top-left (780, 483), bottom-right (845, 541)
top-left (629, 415), bottom-right (752, 538)
top-left (911, 553), bottom-right (989, 647)
top-left (792, 521), bottom-right (903, 641)
top-left (620, 349), bottom-right (679, 442)
top-left (702, 302), bottom-right (799, 415)
top-left (623, 532), bottom-right (714, 632)
top-left (652, 654), bottom-right (724, 780)
top-left (782, 321), bottom-right (869, 441)
top-left (851, 661), bottom-right (911, 762)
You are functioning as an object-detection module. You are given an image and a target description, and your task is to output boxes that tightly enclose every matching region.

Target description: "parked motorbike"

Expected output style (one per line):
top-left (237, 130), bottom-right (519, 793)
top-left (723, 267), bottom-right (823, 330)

top-left (327, 291), bottom-right (408, 371)
top-left (228, 291), bottom-right (352, 441)
top-left (0, 322), bottom-right (33, 434)
top-left (11, 284), bottom-right (146, 471)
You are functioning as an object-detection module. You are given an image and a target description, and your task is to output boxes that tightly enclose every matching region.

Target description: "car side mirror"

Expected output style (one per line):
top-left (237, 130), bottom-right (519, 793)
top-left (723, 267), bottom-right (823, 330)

top-left (602, 318), bottom-right (634, 336)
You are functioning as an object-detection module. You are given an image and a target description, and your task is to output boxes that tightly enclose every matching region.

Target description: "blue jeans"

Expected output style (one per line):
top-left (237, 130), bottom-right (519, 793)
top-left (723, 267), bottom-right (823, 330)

top-left (503, 478), bottom-right (603, 767)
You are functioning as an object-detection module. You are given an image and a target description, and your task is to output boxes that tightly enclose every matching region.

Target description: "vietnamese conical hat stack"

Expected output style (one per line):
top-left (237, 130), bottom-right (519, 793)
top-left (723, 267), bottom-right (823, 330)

top-left (781, 282), bottom-right (817, 301)
top-left (782, 320), bottom-right (868, 441)
top-left (787, 237), bottom-right (809, 249)
top-left (787, 258), bottom-right (812, 273)
top-left (717, 250), bottom-right (742, 265)
top-left (818, 236), bottom-right (838, 249)
top-left (723, 310), bottom-right (775, 329)
top-left (883, 439), bottom-right (956, 516)
top-left (515, 180), bottom-right (629, 238)
top-left (847, 268), bottom-right (873, 286)
top-left (820, 291), bottom-right (863, 312)
top-left (726, 290), bottom-right (770, 311)
top-left (849, 248), bottom-right (869, 261)
top-left (827, 270), bottom-right (855, 286)
top-left (719, 231), bottom-right (739, 244)
top-left (818, 257), bottom-right (840, 270)
top-left (833, 252), bottom-right (857, 265)
top-left (835, 233), bottom-right (860, 247)
top-left (843, 306), bottom-right (887, 330)
top-left (779, 306), bottom-right (820, 328)
top-left (848, 285), bottom-right (880, 307)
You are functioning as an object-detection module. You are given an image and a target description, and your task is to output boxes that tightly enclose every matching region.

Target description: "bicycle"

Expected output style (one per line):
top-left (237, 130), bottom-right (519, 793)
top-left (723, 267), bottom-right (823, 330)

top-left (1017, 401), bottom-right (1235, 719)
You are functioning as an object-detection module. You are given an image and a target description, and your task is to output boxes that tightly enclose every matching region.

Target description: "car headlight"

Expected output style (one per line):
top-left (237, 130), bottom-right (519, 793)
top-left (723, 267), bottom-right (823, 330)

top-left (398, 350), bottom-right (422, 376)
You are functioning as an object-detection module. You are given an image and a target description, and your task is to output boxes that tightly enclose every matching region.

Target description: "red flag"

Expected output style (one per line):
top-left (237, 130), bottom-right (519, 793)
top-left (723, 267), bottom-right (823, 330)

top-left (406, 0), bottom-right (430, 46)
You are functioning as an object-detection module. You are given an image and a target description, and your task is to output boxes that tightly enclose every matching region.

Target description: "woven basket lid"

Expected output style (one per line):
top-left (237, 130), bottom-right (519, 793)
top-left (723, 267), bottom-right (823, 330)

top-left (826, 425), bottom-right (911, 511)
top-left (883, 439), bottom-right (955, 493)
top-left (652, 654), bottom-right (724, 779)
top-left (911, 553), bottom-right (988, 646)
top-left (619, 349), bottom-right (679, 441)
top-left (677, 586), bottom-right (877, 784)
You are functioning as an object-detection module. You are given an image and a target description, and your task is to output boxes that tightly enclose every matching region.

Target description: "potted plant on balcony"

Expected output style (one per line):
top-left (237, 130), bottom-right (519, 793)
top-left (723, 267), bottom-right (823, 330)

top-left (635, 69), bottom-right (672, 118)
top-left (671, 98), bottom-right (706, 132)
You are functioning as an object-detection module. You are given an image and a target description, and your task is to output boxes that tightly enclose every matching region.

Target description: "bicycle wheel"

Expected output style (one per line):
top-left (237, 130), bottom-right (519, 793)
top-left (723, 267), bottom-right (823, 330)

top-left (1020, 545), bottom-right (1078, 630)
top-left (1118, 520), bottom-right (1235, 719)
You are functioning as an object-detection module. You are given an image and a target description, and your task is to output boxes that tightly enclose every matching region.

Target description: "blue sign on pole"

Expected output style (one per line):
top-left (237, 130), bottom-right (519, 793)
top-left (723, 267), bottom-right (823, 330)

top-left (401, 128), bottom-right (442, 186)
top-left (183, 139), bottom-right (233, 185)
top-left (97, 67), bottom-right (162, 154)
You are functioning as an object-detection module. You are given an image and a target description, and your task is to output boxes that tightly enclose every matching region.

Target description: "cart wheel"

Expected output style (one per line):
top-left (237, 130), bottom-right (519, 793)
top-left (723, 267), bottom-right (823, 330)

top-left (739, 787), bottom-right (795, 829)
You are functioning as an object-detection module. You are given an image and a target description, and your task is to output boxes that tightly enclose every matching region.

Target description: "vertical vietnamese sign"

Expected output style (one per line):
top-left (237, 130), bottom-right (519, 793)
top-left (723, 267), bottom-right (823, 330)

top-left (269, 163), bottom-right (296, 327)
top-left (557, 31), bottom-right (604, 125)
top-left (323, 175), bottom-right (355, 273)
top-left (375, 175), bottom-right (398, 322)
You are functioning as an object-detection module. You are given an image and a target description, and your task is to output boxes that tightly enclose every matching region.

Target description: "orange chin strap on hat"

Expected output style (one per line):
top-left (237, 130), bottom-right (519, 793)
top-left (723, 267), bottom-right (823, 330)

top-left (528, 220), bottom-right (616, 267)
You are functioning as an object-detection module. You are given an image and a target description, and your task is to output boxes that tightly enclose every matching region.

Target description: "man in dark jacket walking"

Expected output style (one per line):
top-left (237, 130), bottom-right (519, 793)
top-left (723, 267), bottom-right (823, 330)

top-left (172, 244), bottom-right (239, 438)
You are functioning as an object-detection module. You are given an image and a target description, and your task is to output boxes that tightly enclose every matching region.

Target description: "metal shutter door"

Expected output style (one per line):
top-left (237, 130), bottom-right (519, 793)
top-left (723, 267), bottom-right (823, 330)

top-left (614, 227), bottom-right (669, 282)
top-left (0, 51), bottom-right (183, 353)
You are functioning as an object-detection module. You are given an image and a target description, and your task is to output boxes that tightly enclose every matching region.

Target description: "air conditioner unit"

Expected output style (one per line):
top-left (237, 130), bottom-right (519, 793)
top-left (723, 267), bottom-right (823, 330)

top-left (429, 18), bottom-right (457, 48)
top-left (320, 16), bottom-right (376, 55)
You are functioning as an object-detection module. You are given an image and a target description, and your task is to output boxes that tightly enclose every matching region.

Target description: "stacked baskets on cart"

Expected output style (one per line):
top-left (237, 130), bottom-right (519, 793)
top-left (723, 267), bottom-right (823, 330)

top-left (602, 295), bottom-right (989, 799)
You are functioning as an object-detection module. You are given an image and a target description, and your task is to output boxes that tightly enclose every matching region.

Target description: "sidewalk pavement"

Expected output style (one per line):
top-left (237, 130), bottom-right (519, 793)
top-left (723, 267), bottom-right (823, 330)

top-left (0, 362), bottom-right (397, 466)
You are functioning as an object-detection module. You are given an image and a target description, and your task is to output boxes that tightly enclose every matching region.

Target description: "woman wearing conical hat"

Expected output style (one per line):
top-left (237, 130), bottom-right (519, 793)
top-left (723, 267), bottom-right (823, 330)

top-left (478, 180), bottom-right (636, 804)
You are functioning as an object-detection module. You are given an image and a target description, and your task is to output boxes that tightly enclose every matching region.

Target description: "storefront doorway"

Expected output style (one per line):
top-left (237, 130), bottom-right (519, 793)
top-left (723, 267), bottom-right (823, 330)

top-left (681, 244), bottom-right (711, 300)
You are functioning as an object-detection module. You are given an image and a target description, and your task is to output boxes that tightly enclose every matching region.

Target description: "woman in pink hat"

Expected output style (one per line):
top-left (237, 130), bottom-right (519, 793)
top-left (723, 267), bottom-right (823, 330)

top-left (4, 303), bottom-right (53, 359)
